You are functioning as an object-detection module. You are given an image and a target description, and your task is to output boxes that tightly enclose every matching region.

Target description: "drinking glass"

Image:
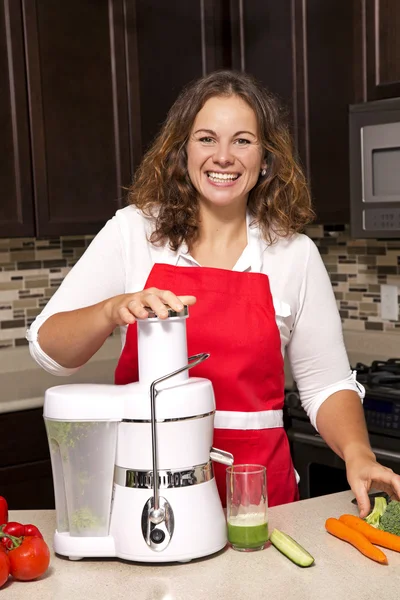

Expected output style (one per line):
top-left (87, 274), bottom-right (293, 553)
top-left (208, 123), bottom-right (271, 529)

top-left (226, 464), bottom-right (268, 551)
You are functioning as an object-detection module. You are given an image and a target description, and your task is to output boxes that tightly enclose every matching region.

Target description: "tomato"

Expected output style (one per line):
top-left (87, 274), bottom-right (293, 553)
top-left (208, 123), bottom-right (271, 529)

top-left (2, 522), bottom-right (25, 538)
top-left (8, 536), bottom-right (50, 581)
top-left (0, 550), bottom-right (10, 588)
top-left (23, 524), bottom-right (43, 539)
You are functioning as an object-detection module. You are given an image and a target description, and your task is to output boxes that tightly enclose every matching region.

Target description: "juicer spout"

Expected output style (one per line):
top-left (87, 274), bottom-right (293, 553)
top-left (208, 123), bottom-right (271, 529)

top-left (210, 447), bottom-right (234, 466)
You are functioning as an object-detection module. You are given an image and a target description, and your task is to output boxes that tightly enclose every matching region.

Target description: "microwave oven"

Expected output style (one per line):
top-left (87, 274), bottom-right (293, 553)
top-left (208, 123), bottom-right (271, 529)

top-left (349, 98), bottom-right (400, 238)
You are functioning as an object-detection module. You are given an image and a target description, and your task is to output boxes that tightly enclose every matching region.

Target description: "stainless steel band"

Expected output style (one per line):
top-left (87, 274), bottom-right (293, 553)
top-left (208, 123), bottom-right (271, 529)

top-left (114, 461), bottom-right (214, 489)
top-left (122, 410), bottom-right (215, 424)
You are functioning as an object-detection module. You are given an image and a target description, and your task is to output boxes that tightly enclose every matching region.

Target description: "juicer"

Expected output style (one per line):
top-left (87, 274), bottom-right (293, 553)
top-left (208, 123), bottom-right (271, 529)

top-left (43, 306), bottom-right (233, 562)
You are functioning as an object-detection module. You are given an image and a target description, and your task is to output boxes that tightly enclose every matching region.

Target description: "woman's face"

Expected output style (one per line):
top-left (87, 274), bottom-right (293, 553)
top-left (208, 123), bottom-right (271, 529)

top-left (187, 95), bottom-right (266, 211)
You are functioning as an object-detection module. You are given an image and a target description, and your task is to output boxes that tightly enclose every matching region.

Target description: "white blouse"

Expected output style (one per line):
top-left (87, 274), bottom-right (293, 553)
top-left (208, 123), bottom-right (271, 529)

top-left (27, 206), bottom-right (362, 429)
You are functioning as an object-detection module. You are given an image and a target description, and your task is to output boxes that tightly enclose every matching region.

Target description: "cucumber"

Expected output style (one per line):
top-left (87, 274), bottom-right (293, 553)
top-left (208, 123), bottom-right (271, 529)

top-left (269, 528), bottom-right (315, 567)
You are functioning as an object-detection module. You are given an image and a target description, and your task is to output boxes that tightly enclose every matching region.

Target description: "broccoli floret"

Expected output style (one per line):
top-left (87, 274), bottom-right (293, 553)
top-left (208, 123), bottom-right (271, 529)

top-left (365, 496), bottom-right (387, 528)
top-left (378, 500), bottom-right (400, 536)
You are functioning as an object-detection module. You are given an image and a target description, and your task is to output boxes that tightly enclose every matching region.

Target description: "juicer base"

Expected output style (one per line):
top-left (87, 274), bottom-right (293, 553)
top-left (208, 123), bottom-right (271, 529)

top-left (53, 531), bottom-right (117, 559)
top-left (109, 477), bottom-right (228, 562)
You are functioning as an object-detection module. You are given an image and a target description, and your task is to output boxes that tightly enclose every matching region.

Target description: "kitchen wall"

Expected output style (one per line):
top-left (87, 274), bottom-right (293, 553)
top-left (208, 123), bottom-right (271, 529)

top-left (0, 236), bottom-right (94, 349)
top-left (0, 227), bottom-right (399, 350)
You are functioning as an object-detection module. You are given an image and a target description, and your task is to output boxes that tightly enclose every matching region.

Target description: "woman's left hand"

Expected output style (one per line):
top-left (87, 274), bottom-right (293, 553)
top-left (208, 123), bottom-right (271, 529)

top-left (346, 450), bottom-right (400, 518)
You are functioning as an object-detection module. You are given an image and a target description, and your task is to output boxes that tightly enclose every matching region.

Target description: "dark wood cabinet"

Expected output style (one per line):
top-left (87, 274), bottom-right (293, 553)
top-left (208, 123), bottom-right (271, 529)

top-left (127, 0), bottom-right (228, 158)
top-left (22, 0), bottom-right (131, 237)
top-left (2, 1), bottom-right (398, 235)
top-left (0, 2), bottom-right (34, 237)
top-left (303, 0), bottom-right (356, 225)
top-left (1, 0), bottom-right (227, 238)
top-left (0, 408), bottom-right (54, 510)
top-left (230, 0), bottom-right (357, 225)
top-left (358, 0), bottom-right (400, 102)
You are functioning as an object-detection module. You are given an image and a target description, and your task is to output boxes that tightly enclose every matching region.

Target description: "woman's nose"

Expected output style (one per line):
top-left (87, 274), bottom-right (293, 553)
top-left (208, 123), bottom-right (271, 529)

top-left (212, 143), bottom-right (234, 166)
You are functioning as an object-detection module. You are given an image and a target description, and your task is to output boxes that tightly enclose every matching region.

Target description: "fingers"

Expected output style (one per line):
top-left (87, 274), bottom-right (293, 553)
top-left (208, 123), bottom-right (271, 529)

top-left (129, 290), bottom-right (168, 319)
top-left (115, 288), bottom-right (197, 325)
top-left (372, 469), bottom-right (400, 502)
top-left (348, 462), bottom-right (400, 518)
top-left (177, 295), bottom-right (197, 306)
top-left (351, 482), bottom-right (371, 519)
top-left (118, 306), bottom-right (136, 325)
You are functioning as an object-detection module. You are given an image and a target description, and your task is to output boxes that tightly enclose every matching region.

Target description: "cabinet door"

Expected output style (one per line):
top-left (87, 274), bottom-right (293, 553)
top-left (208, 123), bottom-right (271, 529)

top-left (0, 1), bottom-right (34, 237)
top-left (230, 1), bottom-right (295, 131)
top-left (22, 0), bottom-right (131, 236)
top-left (231, 0), bottom-right (355, 225)
top-left (302, 0), bottom-right (355, 224)
top-left (126, 0), bottom-right (228, 163)
top-left (362, 0), bottom-right (400, 100)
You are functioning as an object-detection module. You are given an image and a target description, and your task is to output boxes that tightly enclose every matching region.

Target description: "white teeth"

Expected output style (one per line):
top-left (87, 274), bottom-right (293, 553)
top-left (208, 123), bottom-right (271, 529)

top-left (207, 172), bottom-right (239, 181)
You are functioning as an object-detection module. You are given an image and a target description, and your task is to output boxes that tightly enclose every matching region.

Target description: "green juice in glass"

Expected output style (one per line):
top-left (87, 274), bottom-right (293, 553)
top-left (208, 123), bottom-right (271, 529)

top-left (227, 514), bottom-right (269, 551)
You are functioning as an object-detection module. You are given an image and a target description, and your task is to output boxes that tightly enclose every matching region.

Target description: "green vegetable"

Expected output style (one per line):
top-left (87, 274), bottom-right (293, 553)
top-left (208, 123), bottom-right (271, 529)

top-left (378, 500), bottom-right (400, 536)
top-left (45, 420), bottom-right (97, 454)
top-left (365, 496), bottom-right (387, 528)
top-left (70, 508), bottom-right (102, 532)
top-left (269, 528), bottom-right (315, 567)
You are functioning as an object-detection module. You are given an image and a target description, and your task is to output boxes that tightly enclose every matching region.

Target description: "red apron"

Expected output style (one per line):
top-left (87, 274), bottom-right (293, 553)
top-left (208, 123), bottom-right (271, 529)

top-left (115, 263), bottom-right (299, 508)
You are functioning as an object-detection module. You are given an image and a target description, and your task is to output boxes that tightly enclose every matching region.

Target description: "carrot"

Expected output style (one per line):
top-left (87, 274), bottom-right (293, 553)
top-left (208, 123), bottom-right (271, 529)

top-left (325, 518), bottom-right (388, 564)
top-left (339, 514), bottom-right (400, 553)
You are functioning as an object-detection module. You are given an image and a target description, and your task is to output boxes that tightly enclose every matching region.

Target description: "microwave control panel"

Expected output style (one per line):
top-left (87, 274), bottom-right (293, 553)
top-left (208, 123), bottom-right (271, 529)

top-left (363, 207), bottom-right (400, 231)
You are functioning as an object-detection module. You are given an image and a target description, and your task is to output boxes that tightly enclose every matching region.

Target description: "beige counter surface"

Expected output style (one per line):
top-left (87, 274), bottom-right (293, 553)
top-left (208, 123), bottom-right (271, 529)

top-left (2, 491), bottom-right (399, 600)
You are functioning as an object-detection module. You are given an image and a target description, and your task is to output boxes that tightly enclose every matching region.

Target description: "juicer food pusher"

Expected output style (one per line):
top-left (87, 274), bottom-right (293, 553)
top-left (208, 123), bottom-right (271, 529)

top-left (44, 305), bottom-right (233, 562)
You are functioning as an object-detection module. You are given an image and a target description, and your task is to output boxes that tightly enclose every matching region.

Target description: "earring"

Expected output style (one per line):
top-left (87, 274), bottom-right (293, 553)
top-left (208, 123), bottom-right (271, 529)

top-left (260, 168), bottom-right (267, 177)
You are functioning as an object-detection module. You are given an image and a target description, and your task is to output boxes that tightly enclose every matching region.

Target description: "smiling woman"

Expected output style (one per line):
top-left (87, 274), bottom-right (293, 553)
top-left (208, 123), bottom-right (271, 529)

top-left (27, 70), bottom-right (400, 514)
top-left (129, 70), bottom-right (313, 251)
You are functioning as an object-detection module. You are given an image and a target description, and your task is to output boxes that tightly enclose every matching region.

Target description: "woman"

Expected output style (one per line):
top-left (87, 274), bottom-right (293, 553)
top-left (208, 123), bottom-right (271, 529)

top-left (28, 70), bottom-right (400, 514)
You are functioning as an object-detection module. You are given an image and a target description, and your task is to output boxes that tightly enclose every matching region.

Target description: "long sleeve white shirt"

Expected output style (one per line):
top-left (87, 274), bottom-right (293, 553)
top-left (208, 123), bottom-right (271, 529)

top-left (27, 206), bottom-right (363, 429)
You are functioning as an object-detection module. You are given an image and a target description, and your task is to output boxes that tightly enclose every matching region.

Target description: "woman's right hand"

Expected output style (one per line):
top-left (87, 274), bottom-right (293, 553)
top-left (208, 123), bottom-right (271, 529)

top-left (104, 287), bottom-right (197, 326)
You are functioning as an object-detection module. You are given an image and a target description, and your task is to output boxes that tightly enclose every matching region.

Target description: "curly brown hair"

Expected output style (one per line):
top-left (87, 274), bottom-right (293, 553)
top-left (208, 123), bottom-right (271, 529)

top-left (128, 70), bottom-right (314, 250)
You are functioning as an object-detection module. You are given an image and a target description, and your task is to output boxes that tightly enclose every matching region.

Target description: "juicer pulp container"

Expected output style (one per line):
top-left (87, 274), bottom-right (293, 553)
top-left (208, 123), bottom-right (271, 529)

top-left (44, 383), bottom-right (125, 538)
top-left (45, 419), bottom-right (118, 536)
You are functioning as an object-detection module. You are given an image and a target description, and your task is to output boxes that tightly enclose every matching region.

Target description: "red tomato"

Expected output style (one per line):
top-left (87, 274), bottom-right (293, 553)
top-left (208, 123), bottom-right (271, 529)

top-left (0, 550), bottom-right (10, 588)
top-left (23, 524), bottom-right (43, 539)
top-left (2, 522), bottom-right (25, 538)
top-left (8, 536), bottom-right (50, 581)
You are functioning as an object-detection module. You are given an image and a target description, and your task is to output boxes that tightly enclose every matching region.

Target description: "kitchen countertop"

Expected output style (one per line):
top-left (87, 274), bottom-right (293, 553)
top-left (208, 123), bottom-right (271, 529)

top-left (0, 336), bottom-right (121, 414)
top-left (2, 491), bottom-right (399, 600)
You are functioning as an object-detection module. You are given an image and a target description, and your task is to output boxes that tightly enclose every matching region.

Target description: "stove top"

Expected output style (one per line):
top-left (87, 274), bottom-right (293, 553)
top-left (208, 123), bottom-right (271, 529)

top-left (354, 358), bottom-right (400, 397)
top-left (285, 358), bottom-right (400, 437)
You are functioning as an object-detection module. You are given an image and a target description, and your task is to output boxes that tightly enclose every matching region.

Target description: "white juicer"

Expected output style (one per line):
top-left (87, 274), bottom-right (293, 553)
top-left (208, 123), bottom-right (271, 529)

top-left (43, 306), bottom-right (233, 562)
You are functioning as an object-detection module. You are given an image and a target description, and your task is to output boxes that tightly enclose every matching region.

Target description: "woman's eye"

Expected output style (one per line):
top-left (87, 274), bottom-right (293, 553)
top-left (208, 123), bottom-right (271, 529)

top-left (199, 137), bottom-right (214, 143)
top-left (235, 138), bottom-right (251, 145)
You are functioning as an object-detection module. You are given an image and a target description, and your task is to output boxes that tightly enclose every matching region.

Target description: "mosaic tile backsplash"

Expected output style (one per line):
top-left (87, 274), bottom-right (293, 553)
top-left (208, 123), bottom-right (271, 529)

top-left (0, 226), bottom-right (399, 350)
